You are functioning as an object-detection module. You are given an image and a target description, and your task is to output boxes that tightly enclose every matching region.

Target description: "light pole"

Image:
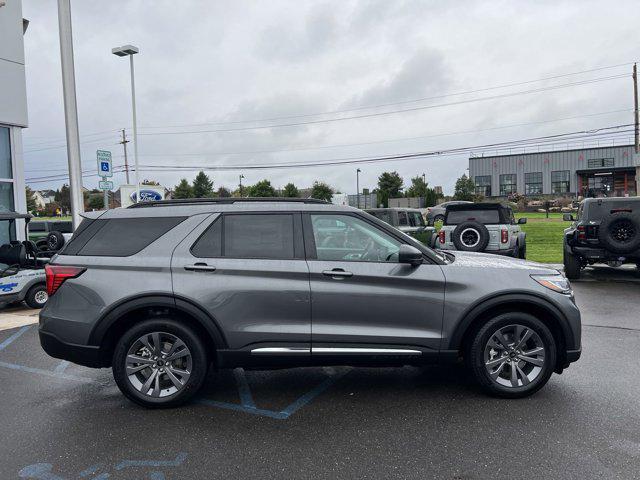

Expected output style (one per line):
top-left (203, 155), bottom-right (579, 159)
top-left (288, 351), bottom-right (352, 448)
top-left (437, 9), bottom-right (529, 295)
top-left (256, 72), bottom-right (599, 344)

top-left (57, 0), bottom-right (84, 228)
top-left (422, 172), bottom-right (426, 185)
top-left (239, 174), bottom-right (245, 197)
top-left (112, 44), bottom-right (140, 203)
top-left (356, 168), bottom-right (361, 208)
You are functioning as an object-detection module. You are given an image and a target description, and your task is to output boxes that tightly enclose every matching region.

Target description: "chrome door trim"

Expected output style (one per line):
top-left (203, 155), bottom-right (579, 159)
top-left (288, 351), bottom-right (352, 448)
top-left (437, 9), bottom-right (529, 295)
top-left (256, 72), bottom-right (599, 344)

top-left (312, 347), bottom-right (422, 355)
top-left (251, 347), bottom-right (311, 355)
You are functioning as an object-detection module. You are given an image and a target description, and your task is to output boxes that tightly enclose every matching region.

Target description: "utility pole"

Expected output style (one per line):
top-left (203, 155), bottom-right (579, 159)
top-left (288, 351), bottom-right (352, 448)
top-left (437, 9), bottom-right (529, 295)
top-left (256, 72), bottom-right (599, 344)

top-left (239, 174), bottom-right (245, 196)
top-left (119, 129), bottom-right (130, 184)
top-left (356, 168), bottom-right (361, 209)
top-left (633, 63), bottom-right (639, 154)
top-left (57, 0), bottom-right (84, 228)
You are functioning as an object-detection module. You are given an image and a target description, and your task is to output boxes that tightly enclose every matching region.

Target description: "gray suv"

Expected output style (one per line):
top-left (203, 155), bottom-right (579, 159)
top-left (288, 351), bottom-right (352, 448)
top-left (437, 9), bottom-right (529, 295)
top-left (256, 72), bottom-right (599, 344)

top-left (39, 198), bottom-right (581, 407)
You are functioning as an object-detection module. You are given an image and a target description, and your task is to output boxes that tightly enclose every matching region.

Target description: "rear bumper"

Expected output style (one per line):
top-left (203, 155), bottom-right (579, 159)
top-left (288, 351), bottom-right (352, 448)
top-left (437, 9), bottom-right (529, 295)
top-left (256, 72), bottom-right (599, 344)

top-left (39, 329), bottom-right (104, 368)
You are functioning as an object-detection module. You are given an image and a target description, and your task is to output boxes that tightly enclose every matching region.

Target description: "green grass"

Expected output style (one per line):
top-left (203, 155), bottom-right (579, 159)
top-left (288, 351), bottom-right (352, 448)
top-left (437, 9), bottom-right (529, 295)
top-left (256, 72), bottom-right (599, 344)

top-left (31, 216), bottom-right (72, 221)
top-left (516, 213), bottom-right (567, 264)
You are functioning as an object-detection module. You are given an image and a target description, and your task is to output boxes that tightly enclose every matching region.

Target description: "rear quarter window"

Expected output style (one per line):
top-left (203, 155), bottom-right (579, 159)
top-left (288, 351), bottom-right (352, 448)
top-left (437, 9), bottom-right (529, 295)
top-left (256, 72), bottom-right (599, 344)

top-left (61, 216), bottom-right (186, 256)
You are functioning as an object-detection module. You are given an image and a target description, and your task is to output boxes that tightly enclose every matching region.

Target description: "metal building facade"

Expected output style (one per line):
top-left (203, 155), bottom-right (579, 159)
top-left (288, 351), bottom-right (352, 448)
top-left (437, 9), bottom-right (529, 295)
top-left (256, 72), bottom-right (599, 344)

top-left (469, 144), bottom-right (640, 198)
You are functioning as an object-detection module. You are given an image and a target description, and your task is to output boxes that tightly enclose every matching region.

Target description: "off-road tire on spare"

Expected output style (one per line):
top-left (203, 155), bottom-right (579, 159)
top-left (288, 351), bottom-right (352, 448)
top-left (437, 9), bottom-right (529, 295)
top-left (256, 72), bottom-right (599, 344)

top-left (112, 318), bottom-right (208, 408)
top-left (597, 212), bottom-right (640, 254)
top-left (466, 312), bottom-right (556, 399)
top-left (24, 283), bottom-right (48, 309)
top-left (46, 231), bottom-right (65, 251)
top-left (563, 248), bottom-right (582, 280)
top-left (452, 221), bottom-right (490, 252)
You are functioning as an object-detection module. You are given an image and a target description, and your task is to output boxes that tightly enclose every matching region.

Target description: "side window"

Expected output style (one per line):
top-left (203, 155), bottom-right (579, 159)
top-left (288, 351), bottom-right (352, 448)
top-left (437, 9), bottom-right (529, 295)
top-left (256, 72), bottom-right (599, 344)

top-left (225, 214), bottom-right (294, 259)
top-left (310, 214), bottom-right (401, 263)
top-left (191, 217), bottom-right (222, 257)
top-left (409, 212), bottom-right (425, 227)
top-left (398, 211), bottom-right (408, 226)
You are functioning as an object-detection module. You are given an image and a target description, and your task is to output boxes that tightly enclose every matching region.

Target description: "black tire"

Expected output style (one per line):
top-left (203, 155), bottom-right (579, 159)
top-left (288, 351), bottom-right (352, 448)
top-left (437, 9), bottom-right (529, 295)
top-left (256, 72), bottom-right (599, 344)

top-left (563, 248), bottom-right (582, 280)
top-left (24, 283), bottom-right (48, 309)
top-left (46, 231), bottom-right (65, 251)
top-left (112, 318), bottom-right (208, 408)
top-left (597, 212), bottom-right (640, 254)
top-left (518, 240), bottom-right (527, 259)
top-left (467, 313), bottom-right (557, 398)
top-left (451, 221), bottom-right (490, 252)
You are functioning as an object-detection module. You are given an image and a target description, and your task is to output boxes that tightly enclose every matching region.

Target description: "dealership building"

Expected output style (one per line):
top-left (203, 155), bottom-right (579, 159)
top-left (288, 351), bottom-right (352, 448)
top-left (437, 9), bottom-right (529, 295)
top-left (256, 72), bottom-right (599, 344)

top-left (469, 144), bottom-right (640, 199)
top-left (0, 1), bottom-right (28, 242)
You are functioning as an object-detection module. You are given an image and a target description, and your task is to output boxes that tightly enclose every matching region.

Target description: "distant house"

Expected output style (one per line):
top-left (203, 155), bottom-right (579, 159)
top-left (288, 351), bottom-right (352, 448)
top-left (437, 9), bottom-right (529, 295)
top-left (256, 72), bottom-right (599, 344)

top-left (32, 189), bottom-right (56, 210)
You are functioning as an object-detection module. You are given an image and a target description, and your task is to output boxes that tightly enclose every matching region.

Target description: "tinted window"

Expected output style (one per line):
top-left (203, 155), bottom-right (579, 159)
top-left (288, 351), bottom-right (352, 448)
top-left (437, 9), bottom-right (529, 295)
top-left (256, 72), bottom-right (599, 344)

top-left (367, 211), bottom-right (393, 225)
top-left (51, 221), bottom-right (73, 233)
top-left (408, 212), bottom-right (425, 227)
top-left (225, 214), bottom-right (294, 259)
top-left (29, 222), bottom-right (46, 232)
top-left (191, 217), bottom-right (222, 257)
top-left (398, 211), bottom-right (408, 226)
top-left (311, 214), bottom-right (401, 262)
top-left (446, 210), bottom-right (500, 225)
top-left (64, 217), bottom-right (186, 256)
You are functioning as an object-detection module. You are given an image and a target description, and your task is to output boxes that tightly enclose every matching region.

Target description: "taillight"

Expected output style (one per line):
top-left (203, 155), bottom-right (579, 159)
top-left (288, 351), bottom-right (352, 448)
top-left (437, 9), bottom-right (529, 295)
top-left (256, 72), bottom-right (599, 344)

top-left (45, 265), bottom-right (86, 296)
top-left (501, 229), bottom-right (508, 243)
top-left (438, 230), bottom-right (445, 244)
top-left (577, 225), bottom-right (586, 241)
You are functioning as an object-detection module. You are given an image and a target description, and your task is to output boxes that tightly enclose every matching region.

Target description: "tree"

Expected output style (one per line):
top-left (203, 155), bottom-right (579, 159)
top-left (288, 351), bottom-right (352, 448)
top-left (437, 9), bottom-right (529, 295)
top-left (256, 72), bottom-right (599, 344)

top-left (248, 179), bottom-right (277, 197)
top-left (44, 202), bottom-right (61, 217)
top-left (88, 195), bottom-right (104, 210)
top-left (54, 184), bottom-right (71, 212)
top-left (142, 179), bottom-right (160, 186)
top-left (282, 182), bottom-right (299, 198)
top-left (377, 171), bottom-right (403, 207)
top-left (192, 171), bottom-right (214, 198)
top-left (453, 174), bottom-right (476, 201)
top-left (216, 186), bottom-right (231, 197)
top-left (310, 181), bottom-right (334, 202)
top-left (405, 175), bottom-right (440, 207)
top-left (173, 178), bottom-right (193, 199)
top-left (25, 186), bottom-right (37, 213)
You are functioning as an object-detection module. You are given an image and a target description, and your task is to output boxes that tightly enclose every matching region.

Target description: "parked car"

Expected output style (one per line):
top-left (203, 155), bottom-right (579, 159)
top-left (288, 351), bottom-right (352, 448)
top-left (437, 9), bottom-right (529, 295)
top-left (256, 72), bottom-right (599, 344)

top-left (563, 196), bottom-right (640, 279)
top-left (426, 200), bottom-right (473, 225)
top-left (434, 203), bottom-right (527, 258)
top-left (39, 197), bottom-right (580, 407)
top-left (364, 207), bottom-right (435, 244)
top-left (28, 220), bottom-right (73, 251)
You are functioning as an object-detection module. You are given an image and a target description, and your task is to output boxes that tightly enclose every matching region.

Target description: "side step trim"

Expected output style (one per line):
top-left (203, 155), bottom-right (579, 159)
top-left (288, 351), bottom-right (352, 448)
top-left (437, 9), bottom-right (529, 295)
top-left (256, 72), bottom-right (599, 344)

top-left (312, 348), bottom-right (422, 355)
top-left (251, 347), bottom-right (310, 355)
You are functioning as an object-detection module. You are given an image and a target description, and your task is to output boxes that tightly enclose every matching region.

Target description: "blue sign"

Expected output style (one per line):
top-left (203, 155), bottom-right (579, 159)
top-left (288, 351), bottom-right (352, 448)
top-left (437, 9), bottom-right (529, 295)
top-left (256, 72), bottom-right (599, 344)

top-left (130, 189), bottom-right (163, 202)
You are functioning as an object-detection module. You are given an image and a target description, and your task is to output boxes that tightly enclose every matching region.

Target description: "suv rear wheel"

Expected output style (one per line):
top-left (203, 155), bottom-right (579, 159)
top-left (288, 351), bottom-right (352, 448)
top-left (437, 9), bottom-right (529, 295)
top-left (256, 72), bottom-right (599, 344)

top-left (467, 313), bottom-right (556, 398)
top-left (112, 318), bottom-right (208, 408)
top-left (563, 249), bottom-right (582, 280)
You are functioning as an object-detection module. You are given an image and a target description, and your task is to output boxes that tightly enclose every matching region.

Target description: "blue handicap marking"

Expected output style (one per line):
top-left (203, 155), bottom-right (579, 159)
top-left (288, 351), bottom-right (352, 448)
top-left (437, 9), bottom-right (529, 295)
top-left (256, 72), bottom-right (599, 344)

top-left (19, 453), bottom-right (188, 479)
top-left (100, 161), bottom-right (110, 172)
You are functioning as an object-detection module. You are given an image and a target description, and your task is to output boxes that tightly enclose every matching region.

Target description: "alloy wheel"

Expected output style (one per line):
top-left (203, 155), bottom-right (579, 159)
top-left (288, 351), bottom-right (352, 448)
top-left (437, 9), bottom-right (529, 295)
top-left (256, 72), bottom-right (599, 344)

top-left (34, 290), bottom-right (48, 305)
top-left (484, 324), bottom-right (545, 388)
top-left (460, 228), bottom-right (480, 248)
top-left (125, 331), bottom-right (192, 398)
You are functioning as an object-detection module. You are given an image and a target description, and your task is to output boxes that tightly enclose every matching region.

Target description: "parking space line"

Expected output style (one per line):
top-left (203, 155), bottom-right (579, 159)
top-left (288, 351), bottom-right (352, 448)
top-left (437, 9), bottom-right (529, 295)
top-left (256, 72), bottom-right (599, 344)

top-left (0, 324), bottom-right (32, 351)
top-left (0, 361), bottom-right (92, 382)
top-left (197, 399), bottom-right (289, 420)
top-left (53, 360), bottom-right (70, 374)
top-left (233, 368), bottom-right (256, 408)
top-left (114, 452), bottom-right (187, 470)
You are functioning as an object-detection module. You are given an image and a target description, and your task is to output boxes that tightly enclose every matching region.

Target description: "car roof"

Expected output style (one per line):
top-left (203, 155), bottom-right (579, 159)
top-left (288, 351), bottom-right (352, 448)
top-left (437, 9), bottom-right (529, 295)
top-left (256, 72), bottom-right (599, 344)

top-left (365, 208), bottom-right (422, 212)
top-left (83, 198), bottom-right (356, 220)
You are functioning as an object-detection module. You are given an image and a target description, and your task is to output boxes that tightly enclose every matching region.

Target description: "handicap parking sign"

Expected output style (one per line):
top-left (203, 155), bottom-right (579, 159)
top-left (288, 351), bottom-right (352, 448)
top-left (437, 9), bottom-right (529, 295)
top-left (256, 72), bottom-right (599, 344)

top-left (96, 150), bottom-right (112, 177)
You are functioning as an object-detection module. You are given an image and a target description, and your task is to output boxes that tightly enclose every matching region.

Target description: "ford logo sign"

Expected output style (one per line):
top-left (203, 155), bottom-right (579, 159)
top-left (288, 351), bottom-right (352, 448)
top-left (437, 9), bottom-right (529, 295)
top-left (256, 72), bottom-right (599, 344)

top-left (130, 189), bottom-right (163, 202)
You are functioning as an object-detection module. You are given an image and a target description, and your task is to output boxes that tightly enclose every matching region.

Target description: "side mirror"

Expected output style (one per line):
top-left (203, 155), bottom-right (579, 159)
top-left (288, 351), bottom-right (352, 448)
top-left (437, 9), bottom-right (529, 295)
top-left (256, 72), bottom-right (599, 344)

top-left (517, 218), bottom-right (527, 224)
top-left (398, 244), bottom-right (423, 266)
top-left (563, 213), bottom-right (574, 221)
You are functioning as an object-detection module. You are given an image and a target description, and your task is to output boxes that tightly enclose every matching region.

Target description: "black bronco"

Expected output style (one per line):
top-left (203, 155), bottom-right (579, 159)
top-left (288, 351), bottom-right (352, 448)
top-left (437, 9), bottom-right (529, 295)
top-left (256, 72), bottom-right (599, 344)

top-left (563, 197), bottom-right (640, 279)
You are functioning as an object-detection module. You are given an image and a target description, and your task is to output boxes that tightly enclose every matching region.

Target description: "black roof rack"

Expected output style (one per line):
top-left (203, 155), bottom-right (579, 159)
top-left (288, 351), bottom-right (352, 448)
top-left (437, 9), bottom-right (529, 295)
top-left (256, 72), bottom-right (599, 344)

top-left (128, 197), bottom-right (330, 208)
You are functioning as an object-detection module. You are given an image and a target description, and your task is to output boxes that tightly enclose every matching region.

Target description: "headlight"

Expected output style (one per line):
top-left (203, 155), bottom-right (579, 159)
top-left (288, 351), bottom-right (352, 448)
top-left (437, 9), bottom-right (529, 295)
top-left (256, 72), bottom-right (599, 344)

top-left (531, 274), bottom-right (572, 294)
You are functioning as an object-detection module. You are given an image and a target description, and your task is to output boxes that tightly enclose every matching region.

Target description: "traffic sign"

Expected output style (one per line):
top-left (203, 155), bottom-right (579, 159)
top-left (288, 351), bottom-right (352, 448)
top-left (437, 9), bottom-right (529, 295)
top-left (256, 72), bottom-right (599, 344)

top-left (97, 150), bottom-right (113, 177)
top-left (99, 180), bottom-right (113, 190)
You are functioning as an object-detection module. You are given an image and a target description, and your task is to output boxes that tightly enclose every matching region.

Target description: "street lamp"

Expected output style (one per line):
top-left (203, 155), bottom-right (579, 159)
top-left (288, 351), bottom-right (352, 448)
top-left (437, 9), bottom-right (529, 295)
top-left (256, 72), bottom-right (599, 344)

top-left (112, 44), bottom-right (141, 203)
top-left (239, 174), bottom-right (245, 197)
top-left (356, 168), bottom-right (361, 208)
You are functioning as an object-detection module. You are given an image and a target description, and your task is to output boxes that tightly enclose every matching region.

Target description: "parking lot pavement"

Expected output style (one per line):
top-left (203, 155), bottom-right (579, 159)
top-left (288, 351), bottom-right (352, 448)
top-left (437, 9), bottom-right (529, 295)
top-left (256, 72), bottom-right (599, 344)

top-left (1, 281), bottom-right (639, 480)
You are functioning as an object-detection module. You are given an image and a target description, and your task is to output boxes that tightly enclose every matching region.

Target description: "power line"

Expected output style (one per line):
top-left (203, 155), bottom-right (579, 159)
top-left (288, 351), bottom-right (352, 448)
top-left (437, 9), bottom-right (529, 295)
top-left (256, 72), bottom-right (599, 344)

top-left (137, 62), bottom-right (634, 129)
top-left (136, 75), bottom-right (628, 136)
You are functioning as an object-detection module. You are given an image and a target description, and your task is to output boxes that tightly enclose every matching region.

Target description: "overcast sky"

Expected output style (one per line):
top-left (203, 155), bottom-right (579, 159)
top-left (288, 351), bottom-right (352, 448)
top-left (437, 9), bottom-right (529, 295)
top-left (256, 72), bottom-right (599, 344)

top-left (20, 0), bottom-right (640, 195)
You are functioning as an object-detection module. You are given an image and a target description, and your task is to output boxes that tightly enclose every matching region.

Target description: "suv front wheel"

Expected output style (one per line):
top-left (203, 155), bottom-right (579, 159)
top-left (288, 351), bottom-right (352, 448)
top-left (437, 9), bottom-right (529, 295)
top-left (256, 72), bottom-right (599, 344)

top-left (112, 318), bottom-right (208, 408)
top-left (467, 313), bottom-right (556, 398)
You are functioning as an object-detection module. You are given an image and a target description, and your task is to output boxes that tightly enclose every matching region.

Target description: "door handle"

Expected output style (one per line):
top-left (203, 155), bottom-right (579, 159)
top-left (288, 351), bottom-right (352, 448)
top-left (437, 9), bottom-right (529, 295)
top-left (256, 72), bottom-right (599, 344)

top-left (184, 263), bottom-right (216, 272)
top-left (322, 268), bottom-right (353, 278)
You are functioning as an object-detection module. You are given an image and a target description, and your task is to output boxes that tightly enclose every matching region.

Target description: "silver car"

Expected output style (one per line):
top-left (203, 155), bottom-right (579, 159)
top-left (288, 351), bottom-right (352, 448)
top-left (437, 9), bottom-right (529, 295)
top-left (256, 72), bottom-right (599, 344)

top-left (39, 198), bottom-right (580, 408)
top-left (426, 200), bottom-right (473, 225)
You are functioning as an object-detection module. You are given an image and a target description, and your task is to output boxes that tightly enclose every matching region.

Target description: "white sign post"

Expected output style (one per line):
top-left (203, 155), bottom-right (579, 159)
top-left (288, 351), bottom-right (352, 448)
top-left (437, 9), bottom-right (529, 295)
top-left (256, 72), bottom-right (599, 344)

top-left (97, 150), bottom-right (113, 210)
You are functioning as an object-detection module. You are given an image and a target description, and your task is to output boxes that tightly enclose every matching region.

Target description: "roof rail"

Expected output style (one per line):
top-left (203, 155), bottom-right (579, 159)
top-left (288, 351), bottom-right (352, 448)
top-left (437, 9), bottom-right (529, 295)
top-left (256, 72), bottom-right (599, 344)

top-left (127, 197), bottom-right (330, 208)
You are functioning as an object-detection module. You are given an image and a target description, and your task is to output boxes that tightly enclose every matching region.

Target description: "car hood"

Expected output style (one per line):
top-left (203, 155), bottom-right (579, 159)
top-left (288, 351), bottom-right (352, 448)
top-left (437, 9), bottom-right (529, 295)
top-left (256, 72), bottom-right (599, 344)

top-left (446, 251), bottom-right (560, 274)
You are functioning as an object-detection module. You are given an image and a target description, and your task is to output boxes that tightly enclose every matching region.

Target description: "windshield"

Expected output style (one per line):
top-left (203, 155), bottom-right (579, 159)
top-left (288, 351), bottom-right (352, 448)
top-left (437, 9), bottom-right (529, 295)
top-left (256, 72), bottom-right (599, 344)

top-left (446, 210), bottom-right (500, 225)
